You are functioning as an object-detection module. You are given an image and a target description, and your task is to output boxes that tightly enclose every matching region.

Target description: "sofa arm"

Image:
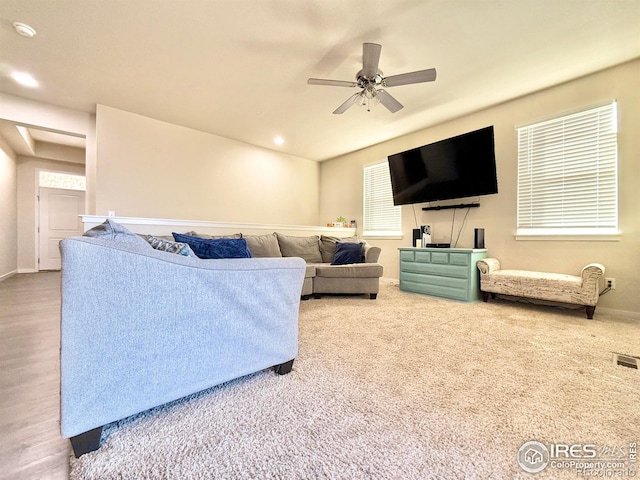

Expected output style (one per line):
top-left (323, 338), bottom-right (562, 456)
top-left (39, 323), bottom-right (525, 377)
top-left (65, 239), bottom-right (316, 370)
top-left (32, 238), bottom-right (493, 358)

top-left (59, 236), bottom-right (306, 440)
top-left (476, 258), bottom-right (501, 275)
top-left (581, 263), bottom-right (605, 281)
top-left (364, 244), bottom-right (381, 263)
top-left (581, 263), bottom-right (605, 299)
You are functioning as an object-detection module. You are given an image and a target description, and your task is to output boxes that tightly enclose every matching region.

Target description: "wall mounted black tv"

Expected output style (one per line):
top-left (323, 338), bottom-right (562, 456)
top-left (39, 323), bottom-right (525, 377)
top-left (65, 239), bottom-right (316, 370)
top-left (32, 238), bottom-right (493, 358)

top-left (387, 126), bottom-right (498, 206)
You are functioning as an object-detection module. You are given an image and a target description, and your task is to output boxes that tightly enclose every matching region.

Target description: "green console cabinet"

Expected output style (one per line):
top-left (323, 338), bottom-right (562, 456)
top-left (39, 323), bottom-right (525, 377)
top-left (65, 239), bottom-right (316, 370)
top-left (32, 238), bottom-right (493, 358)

top-left (398, 248), bottom-right (487, 302)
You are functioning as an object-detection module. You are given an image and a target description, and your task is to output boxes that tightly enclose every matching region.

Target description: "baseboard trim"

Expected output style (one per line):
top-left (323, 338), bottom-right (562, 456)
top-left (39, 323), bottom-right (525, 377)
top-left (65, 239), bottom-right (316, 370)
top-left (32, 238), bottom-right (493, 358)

top-left (17, 268), bottom-right (38, 274)
top-left (0, 270), bottom-right (18, 282)
top-left (597, 307), bottom-right (640, 321)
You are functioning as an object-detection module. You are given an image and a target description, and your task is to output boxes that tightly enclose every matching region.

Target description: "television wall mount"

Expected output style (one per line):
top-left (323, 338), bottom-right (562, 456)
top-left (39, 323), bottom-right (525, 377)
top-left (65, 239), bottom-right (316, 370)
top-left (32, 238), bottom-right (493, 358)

top-left (422, 203), bottom-right (480, 212)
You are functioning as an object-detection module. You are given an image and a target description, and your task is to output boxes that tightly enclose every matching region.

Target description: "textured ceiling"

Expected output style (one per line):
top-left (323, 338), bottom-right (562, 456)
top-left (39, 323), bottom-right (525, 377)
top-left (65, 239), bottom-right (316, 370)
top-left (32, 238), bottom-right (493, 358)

top-left (1, 0), bottom-right (639, 161)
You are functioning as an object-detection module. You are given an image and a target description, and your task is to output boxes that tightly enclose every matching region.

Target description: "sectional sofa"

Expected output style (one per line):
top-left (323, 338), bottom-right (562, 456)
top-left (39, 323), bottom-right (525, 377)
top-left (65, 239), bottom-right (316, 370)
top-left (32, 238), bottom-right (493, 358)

top-left (60, 220), bottom-right (383, 456)
top-left (173, 230), bottom-right (384, 300)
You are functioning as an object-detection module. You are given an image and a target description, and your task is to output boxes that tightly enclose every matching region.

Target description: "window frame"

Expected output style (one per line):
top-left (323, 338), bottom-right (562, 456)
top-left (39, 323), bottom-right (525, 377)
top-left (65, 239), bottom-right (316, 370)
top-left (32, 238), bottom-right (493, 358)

top-left (362, 161), bottom-right (402, 238)
top-left (515, 101), bottom-right (619, 241)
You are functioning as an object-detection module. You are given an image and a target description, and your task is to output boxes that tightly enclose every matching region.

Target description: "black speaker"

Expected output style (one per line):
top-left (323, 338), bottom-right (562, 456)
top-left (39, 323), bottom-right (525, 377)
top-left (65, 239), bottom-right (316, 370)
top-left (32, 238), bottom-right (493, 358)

top-left (412, 229), bottom-right (421, 247)
top-left (474, 228), bottom-right (485, 249)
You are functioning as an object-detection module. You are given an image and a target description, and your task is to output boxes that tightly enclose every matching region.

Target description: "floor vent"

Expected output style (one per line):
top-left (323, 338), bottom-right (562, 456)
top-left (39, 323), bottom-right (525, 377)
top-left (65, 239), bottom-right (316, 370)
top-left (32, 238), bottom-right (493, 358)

top-left (613, 353), bottom-right (639, 370)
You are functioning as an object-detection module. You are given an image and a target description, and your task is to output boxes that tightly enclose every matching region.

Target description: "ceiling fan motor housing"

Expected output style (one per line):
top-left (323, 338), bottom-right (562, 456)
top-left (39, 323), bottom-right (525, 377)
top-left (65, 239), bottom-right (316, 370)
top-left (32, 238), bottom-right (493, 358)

top-left (356, 69), bottom-right (384, 88)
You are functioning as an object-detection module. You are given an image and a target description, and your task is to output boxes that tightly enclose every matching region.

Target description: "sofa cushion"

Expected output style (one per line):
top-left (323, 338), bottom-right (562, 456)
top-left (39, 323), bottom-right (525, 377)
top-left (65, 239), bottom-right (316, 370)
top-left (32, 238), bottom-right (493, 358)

top-left (146, 235), bottom-right (194, 257)
top-left (243, 233), bottom-right (282, 258)
top-left (84, 219), bottom-right (150, 248)
top-left (331, 242), bottom-right (364, 265)
top-left (185, 231), bottom-right (242, 239)
top-left (304, 264), bottom-right (316, 279)
top-left (275, 233), bottom-right (323, 263)
top-left (172, 233), bottom-right (252, 259)
top-left (314, 263), bottom-right (383, 278)
top-left (320, 235), bottom-right (358, 263)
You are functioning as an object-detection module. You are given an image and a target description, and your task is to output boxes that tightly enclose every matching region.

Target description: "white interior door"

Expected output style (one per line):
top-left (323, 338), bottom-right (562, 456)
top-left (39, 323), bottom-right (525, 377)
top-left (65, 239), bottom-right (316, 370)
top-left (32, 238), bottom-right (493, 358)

top-left (38, 187), bottom-right (85, 271)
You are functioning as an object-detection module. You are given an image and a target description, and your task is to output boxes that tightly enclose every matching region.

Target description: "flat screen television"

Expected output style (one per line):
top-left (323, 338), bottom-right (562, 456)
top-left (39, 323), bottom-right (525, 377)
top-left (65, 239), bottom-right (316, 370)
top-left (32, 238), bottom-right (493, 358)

top-left (387, 126), bottom-right (498, 205)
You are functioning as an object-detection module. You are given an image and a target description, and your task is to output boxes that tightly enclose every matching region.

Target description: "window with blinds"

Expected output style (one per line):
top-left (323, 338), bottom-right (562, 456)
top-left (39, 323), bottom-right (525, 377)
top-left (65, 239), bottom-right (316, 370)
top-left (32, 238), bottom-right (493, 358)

top-left (516, 102), bottom-right (618, 236)
top-left (363, 161), bottom-right (402, 237)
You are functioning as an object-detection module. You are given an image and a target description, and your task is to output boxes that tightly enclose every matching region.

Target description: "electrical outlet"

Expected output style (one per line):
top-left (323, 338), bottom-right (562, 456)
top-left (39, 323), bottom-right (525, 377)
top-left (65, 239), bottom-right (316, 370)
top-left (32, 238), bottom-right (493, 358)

top-left (606, 278), bottom-right (616, 290)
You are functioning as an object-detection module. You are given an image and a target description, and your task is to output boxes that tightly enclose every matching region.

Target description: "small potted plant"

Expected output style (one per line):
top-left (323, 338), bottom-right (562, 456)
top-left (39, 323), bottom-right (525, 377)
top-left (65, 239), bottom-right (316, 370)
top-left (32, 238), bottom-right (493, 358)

top-left (335, 216), bottom-right (347, 227)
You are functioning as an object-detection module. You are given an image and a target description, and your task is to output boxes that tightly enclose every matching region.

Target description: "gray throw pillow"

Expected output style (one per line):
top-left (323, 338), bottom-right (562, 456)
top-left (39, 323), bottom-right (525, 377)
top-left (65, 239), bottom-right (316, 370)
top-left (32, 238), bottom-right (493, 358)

top-left (83, 219), bottom-right (150, 248)
top-left (243, 233), bottom-right (282, 258)
top-left (275, 233), bottom-right (323, 263)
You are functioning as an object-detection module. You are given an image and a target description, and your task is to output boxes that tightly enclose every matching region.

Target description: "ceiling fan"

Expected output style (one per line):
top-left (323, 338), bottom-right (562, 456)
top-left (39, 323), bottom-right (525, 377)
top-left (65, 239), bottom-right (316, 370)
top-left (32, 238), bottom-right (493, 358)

top-left (307, 42), bottom-right (437, 114)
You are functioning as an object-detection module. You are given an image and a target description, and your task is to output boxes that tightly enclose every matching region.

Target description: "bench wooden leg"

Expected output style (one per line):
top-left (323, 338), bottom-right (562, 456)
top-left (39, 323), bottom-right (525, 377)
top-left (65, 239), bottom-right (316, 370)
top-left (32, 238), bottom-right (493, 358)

top-left (585, 305), bottom-right (596, 319)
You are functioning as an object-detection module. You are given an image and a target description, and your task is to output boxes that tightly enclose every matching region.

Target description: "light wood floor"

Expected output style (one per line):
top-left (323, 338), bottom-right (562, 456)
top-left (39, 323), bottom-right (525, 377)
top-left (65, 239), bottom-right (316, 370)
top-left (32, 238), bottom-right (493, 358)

top-left (0, 272), bottom-right (69, 480)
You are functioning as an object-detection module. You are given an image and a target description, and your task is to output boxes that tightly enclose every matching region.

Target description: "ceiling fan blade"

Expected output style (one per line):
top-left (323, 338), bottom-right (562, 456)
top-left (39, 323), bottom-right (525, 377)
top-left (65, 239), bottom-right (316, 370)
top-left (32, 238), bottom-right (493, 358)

top-left (377, 90), bottom-right (403, 113)
top-left (308, 78), bottom-right (358, 87)
top-left (362, 43), bottom-right (382, 78)
top-left (333, 93), bottom-right (360, 114)
top-left (383, 68), bottom-right (437, 87)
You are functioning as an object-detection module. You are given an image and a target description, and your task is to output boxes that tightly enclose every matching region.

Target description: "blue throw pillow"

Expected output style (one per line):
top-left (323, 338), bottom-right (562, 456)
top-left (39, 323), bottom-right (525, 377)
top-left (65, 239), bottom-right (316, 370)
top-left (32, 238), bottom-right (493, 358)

top-left (331, 242), bottom-right (364, 265)
top-left (172, 233), bottom-right (252, 259)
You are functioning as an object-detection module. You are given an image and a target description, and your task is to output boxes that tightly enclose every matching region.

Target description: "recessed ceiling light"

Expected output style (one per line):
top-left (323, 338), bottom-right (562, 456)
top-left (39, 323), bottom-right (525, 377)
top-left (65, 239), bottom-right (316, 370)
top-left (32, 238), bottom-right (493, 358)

top-left (13, 22), bottom-right (37, 38)
top-left (11, 72), bottom-right (38, 88)
top-left (273, 136), bottom-right (284, 145)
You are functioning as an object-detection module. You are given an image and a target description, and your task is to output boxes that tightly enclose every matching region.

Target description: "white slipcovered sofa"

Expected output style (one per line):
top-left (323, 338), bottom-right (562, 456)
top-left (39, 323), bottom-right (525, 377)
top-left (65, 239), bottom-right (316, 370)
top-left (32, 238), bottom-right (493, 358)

top-left (476, 258), bottom-right (605, 319)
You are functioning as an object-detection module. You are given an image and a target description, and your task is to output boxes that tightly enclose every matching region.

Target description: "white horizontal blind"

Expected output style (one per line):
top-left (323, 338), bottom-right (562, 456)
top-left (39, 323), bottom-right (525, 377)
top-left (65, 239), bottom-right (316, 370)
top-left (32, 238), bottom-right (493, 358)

top-left (517, 102), bottom-right (618, 235)
top-left (363, 161), bottom-right (402, 236)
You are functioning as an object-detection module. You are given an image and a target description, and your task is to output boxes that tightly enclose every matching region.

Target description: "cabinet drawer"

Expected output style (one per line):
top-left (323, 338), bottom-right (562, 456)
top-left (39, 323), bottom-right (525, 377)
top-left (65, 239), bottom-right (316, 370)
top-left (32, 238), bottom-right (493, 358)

top-left (400, 250), bottom-right (415, 262)
top-left (450, 253), bottom-right (470, 266)
top-left (400, 276), bottom-right (470, 302)
top-left (400, 260), bottom-right (470, 279)
top-left (415, 251), bottom-right (431, 263)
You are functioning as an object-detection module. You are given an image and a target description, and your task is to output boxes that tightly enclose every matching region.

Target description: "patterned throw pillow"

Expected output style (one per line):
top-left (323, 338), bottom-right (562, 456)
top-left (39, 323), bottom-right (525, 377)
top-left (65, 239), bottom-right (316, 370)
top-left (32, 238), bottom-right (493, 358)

top-left (146, 235), bottom-right (194, 257)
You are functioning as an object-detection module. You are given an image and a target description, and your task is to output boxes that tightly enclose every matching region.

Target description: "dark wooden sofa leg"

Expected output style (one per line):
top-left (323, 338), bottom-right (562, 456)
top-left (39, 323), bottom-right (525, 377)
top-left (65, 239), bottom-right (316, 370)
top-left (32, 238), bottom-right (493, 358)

top-left (585, 305), bottom-right (596, 320)
top-left (370, 293), bottom-right (377, 300)
top-left (70, 426), bottom-right (103, 457)
top-left (482, 291), bottom-right (489, 302)
top-left (274, 359), bottom-right (294, 375)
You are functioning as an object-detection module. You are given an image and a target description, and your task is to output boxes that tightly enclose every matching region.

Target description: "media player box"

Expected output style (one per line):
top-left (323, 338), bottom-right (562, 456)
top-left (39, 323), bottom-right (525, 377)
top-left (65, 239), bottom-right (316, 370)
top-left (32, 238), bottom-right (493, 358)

top-left (426, 243), bottom-right (451, 248)
top-left (421, 225), bottom-right (432, 247)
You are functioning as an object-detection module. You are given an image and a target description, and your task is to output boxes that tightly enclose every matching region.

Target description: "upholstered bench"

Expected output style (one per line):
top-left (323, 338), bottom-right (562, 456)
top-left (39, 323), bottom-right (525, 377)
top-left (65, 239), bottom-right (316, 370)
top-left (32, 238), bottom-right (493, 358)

top-left (476, 258), bottom-right (605, 319)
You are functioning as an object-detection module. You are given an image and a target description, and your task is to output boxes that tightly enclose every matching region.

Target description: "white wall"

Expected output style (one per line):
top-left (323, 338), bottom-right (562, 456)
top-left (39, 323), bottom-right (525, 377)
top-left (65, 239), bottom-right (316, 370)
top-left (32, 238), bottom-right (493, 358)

top-left (320, 59), bottom-right (640, 315)
top-left (95, 105), bottom-right (320, 225)
top-left (0, 136), bottom-right (17, 279)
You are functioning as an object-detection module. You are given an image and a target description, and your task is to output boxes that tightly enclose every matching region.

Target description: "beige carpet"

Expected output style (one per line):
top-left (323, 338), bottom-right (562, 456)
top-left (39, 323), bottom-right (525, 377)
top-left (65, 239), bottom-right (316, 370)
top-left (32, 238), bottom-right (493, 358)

top-left (70, 282), bottom-right (639, 479)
